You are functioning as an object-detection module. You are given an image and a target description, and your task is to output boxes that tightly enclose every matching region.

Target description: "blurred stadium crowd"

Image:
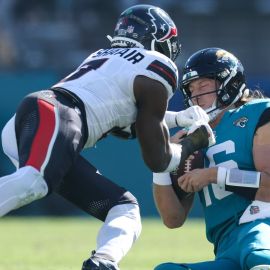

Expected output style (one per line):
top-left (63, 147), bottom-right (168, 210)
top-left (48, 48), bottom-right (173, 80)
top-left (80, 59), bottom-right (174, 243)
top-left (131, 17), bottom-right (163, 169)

top-left (1, 0), bottom-right (270, 216)
top-left (0, 0), bottom-right (270, 75)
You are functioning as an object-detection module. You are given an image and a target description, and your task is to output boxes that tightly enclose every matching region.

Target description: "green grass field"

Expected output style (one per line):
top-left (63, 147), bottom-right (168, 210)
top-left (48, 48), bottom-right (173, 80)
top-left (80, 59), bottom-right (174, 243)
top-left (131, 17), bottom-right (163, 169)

top-left (0, 218), bottom-right (213, 270)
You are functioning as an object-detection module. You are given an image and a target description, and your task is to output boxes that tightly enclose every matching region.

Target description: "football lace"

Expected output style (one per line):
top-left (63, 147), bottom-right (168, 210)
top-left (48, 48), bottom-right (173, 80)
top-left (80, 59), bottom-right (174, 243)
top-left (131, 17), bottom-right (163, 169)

top-left (184, 158), bottom-right (192, 173)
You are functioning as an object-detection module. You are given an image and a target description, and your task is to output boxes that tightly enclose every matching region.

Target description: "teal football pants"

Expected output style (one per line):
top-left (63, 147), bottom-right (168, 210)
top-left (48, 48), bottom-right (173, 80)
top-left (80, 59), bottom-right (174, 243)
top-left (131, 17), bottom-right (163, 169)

top-left (154, 219), bottom-right (270, 270)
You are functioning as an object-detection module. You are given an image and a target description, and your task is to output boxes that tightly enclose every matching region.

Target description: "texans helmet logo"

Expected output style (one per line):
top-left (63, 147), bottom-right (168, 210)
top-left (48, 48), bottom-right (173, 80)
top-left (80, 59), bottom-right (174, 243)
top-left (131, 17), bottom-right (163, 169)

top-left (148, 7), bottom-right (177, 42)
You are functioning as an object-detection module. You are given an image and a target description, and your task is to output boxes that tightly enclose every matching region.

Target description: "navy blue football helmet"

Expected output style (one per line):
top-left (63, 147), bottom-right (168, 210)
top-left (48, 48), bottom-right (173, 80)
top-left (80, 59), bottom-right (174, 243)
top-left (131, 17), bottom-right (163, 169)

top-left (108, 4), bottom-right (181, 61)
top-left (180, 47), bottom-right (248, 118)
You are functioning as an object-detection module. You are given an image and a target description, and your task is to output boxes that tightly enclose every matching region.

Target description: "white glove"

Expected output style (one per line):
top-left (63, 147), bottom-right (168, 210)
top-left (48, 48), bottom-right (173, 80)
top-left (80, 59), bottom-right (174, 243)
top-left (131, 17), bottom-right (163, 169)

top-left (187, 120), bottom-right (216, 147)
top-left (165, 106), bottom-right (210, 128)
top-left (239, 200), bottom-right (270, 224)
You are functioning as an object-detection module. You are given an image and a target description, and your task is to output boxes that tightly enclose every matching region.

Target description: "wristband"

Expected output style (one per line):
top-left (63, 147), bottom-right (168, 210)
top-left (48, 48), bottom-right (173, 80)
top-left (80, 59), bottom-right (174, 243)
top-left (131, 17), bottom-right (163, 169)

top-left (163, 143), bottom-right (182, 172)
top-left (164, 111), bottom-right (178, 128)
top-left (153, 172), bottom-right (172, 185)
top-left (217, 167), bottom-right (227, 188)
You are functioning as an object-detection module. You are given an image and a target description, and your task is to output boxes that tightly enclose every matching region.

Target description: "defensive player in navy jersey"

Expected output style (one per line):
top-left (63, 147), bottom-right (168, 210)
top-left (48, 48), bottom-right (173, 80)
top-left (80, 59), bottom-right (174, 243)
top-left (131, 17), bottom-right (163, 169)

top-left (153, 48), bottom-right (270, 270)
top-left (0, 5), bottom-right (213, 270)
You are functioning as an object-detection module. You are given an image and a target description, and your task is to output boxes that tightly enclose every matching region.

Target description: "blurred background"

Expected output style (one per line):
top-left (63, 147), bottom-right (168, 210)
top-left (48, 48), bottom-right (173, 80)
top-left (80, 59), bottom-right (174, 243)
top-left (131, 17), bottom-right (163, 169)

top-left (1, 0), bottom-right (270, 217)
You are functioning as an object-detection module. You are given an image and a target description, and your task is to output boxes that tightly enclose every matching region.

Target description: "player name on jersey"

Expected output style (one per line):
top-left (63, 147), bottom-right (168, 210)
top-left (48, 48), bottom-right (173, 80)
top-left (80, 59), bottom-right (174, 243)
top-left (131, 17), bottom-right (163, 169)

top-left (92, 48), bottom-right (145, 64)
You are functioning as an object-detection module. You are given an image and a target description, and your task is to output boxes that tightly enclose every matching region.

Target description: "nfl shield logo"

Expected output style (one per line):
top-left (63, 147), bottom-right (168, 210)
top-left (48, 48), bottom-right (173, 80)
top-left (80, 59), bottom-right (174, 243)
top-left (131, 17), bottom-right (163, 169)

top-left (127, 25), bottom-right (134, 34)
top-left (249, 205), bottom-right (260, 215)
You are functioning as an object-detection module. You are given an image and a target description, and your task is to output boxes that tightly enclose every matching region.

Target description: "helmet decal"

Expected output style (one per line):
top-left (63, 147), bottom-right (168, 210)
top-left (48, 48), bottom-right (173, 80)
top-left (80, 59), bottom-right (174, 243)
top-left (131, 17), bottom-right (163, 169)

top-left (148, 7), bottom-right (177, 42)
top-left (216, 49), bottom-right (234, 61)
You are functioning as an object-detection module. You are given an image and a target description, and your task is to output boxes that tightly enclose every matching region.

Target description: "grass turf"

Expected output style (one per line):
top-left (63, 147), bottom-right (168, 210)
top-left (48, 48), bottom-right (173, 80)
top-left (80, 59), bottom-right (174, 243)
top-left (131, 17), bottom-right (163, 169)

top-left (0, 217), bottom-right (213, 270)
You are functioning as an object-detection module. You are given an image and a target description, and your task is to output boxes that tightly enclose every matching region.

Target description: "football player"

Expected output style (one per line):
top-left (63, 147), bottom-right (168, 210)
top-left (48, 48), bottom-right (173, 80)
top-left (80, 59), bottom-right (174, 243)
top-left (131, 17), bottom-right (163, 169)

top-left (0, 5), bottom-right (213, 270)
top-left (153, 48), bottom-right (270, 270)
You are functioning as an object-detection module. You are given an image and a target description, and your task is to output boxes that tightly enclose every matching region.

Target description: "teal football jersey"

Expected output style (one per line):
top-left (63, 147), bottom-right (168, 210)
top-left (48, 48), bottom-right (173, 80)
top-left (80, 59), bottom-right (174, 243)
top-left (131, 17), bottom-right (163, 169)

top-left (199, 99), bottom-right (270, 245)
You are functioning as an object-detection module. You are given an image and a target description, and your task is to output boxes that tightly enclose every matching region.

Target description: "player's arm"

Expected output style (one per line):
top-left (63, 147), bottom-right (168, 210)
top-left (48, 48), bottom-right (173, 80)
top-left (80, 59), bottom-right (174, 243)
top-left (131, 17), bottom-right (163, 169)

top-left (134, 76), bottom-right (212, 173)
top-left (253, 121), bottom-right (270, 201)
top-left (239, 118), bottom-right (270, 224)
top-left (211, 108), bottom-right (270, 201)
top-left (153, 173), bottom-right (194, 228)
top-left (134, 75), bottom-right (176, 172)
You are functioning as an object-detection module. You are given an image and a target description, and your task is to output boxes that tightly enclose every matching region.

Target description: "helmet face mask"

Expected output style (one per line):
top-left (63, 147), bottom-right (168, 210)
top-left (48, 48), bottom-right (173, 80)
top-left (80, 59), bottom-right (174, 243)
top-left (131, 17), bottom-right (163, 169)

top-left (180, 48), bottom-right (248, 119)
top-left (110, 5), bottom-right (181, 61)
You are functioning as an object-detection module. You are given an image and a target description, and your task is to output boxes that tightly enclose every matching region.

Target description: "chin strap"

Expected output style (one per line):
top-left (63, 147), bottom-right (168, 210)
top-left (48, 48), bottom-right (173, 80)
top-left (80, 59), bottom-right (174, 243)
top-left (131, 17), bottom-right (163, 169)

top-left (208, 84), bottom-right (249, 120)
top-left (206, 106), bottom-right (224, 122)
top-left (107, 35), bottom-right (144, 49)
top-left (106, 35), bottom-right (113, 42)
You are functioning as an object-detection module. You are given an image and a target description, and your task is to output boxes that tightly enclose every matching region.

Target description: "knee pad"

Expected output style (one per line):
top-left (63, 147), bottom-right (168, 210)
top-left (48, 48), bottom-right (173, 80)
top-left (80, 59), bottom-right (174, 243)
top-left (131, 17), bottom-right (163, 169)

top-left (0, 166), bottom-right (48, 216)
top-left (1, 115), bottom-right (19, 168)
top-left (155, 263), bottom-right (190, 270)
top-left (246, 250), bottom-right (270, 269)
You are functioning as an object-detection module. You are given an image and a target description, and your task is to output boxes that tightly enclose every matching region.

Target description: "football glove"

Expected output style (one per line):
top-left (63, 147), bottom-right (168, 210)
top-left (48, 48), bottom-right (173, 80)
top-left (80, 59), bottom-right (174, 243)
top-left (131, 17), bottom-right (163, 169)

top-left (187, 120), bottom-right (216, 147)
top-left (175, 105), bottom-right (210, 127)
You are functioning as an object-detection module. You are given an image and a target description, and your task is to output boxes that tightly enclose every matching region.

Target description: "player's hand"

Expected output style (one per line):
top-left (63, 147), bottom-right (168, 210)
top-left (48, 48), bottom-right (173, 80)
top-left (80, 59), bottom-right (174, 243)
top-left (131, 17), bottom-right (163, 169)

top-left (175, 105), bottom-right (210, 127)
top-left (170, 129), bottom-right (187, 143)
top-left (187, 120), bottom-right (216, 147)
top-left (178, 167), bottom-right (217, 192)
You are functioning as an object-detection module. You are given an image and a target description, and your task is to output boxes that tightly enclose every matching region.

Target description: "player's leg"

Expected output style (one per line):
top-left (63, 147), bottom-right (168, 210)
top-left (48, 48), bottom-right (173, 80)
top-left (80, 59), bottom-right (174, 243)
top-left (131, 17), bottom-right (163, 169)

top-left (0, 90), bottom-right (87, 216)
top-left (154, 259), bottom-right (240, 270)
top-left (0, 111), bottom-right (49, 216)
top-left (238, 219), bottom-right (270, 269)
top-left (246, 250), bottom-right (270, 269)
top-left (250, 266), bottom-right (270, 270)
top-left (15, 90), bottom-right (87, 189)
top-left (56, 155), bottom-right (142, 270)
top-left (1, 114), bottom-right (48, 216)
top-left (0, 166), bottom-right (48, 216)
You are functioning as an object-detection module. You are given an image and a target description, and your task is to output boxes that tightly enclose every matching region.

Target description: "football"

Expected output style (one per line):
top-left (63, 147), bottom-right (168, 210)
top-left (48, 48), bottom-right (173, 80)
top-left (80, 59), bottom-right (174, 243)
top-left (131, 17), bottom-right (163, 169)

top-left (170, 151), bottom-right (204, 200)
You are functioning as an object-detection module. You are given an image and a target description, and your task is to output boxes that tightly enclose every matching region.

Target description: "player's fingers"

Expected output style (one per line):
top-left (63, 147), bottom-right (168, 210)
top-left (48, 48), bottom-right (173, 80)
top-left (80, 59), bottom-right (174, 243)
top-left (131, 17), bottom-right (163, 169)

top-left (178, 175), bottom-right (184, 185)
top-left (178, 176), bottom-right (191, 192)
top-left (170, 129), bottom-right (187, 143)
top-left (186, 179), bottom-right (196, 193)
top-left (191, 181), bottom-right (201, 192)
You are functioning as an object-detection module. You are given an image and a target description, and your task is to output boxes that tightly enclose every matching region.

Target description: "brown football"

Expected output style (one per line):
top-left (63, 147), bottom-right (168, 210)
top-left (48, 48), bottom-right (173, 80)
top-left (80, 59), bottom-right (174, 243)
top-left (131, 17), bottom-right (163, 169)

top-left (170, 151), bottom-right (204, 200)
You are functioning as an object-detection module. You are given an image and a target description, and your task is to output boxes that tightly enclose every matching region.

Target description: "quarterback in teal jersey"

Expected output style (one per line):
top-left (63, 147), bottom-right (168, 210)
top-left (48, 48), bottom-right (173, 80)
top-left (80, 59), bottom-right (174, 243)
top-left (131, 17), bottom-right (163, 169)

top-left (153, 48), bottom-right (270, 270)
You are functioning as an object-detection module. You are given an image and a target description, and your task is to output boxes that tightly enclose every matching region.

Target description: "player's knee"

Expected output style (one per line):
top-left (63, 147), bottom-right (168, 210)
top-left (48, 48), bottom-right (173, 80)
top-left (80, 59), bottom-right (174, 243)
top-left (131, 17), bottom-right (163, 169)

top-left (114, 192), bottom-right (141, 238)
top-left (246, 250), bottom-right (270, 269)
top-left (154, 263), bottom-right (189, 270)
top-left (0, 166), bottom-right (48, 216)
top-left (9, 166), bottom-right (48, 208)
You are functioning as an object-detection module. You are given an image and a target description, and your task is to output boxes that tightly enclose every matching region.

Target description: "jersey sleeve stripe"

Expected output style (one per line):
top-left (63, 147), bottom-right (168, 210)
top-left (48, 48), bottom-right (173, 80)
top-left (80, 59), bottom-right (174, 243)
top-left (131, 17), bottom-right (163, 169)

top-left (147, 60), bottom-right (177, 90)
